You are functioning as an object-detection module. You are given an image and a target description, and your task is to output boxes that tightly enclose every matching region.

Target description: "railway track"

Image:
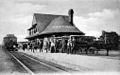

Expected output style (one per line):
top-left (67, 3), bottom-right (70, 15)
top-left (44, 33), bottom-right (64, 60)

top-left (8, 51), bottom-right (35, 75)
top-left (8, 51), bottom-right (71, 75)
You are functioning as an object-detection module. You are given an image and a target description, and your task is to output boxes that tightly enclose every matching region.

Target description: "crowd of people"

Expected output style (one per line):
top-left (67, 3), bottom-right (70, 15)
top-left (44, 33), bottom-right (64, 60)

top-left (19, 36), bottom-right (76, 54)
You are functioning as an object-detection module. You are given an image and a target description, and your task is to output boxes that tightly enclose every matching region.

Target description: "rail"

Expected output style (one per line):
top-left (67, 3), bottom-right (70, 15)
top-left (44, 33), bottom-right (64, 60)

top-left (9, 51), bottom-right (69, 74)
top-left (8, 51), bottom-right (36, 75)
top-left (19, 52), bottom-right (68, 73)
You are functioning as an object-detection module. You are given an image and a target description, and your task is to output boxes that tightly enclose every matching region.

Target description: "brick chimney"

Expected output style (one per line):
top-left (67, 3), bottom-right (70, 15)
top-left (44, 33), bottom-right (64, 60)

top-left (68, 9), bottom-right (74, 25)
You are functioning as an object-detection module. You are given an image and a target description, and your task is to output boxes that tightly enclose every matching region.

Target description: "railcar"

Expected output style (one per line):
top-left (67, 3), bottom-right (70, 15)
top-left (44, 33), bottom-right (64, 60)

top-left (3, 34), bottom-right (18, 51)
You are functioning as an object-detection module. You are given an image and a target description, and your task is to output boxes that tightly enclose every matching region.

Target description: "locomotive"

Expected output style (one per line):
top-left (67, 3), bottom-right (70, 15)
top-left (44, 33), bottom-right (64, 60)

top-left (3, 34), bottom-right (18, 51)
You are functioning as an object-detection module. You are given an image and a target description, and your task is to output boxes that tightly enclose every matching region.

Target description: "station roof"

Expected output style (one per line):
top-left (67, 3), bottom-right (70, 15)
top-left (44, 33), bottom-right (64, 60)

top-left (26, 10), bottom-right (85, 39)
top-left (28, 13), bottom-right (68, 32)
top-left (39, 16), bottom-right (84, 36)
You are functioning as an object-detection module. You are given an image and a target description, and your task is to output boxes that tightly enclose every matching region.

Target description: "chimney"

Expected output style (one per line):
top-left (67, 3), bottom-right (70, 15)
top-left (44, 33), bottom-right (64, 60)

top-left (68, 9), bottom-right (74, 25)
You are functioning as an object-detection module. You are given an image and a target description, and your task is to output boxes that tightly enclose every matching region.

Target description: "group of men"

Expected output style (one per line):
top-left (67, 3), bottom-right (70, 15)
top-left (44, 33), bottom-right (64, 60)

top-left (20, 36), bottom-right (76, 54)
top-left (42, 36), bottom-right (76, 54)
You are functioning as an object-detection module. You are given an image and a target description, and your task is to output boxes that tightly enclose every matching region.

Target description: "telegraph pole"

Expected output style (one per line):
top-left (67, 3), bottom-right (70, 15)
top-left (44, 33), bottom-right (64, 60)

top-left (105, 33), bottom-right (109, 56)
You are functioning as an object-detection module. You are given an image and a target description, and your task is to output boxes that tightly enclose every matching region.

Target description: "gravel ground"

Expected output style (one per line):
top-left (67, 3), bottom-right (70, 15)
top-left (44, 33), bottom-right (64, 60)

top-left (0, 48), bottom-right (16, 73)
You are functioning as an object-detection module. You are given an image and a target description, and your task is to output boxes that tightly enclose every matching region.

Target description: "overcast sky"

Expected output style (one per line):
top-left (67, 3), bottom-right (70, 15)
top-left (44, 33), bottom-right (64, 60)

top-left (0, 0), bottom-right (120, 44)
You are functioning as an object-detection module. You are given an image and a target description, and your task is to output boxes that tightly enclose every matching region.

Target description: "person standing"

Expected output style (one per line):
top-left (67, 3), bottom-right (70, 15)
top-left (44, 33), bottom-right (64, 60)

top-left (43, 37), bottom-right (49, 52)
top-left (38, 40), bottom-right (42, 52)
top-left (62, 39), bottom-right (65, 53)
top-left (55, 39), bottom-right (59, 53)
top-left (32, 42), bottom-right (35, 53)
top-left (67, 39), bottom-right (71, 54)
top-left (71, 37), bottom-right (76, 54)
top-left (50, 40), bottom-right (55, 53)
top-left (40, 40), bottom-right (43, 52)
top-left (30, 42), bottom-right (32, 52)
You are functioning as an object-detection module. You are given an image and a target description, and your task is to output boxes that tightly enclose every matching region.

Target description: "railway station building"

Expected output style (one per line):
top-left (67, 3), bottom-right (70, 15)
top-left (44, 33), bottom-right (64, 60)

top-left (26, 9), bottom-right (85, 52)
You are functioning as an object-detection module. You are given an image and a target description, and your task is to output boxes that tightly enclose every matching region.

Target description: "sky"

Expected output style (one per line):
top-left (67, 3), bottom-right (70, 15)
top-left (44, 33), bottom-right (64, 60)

top-left (0, 0), bottom-right (120, 44)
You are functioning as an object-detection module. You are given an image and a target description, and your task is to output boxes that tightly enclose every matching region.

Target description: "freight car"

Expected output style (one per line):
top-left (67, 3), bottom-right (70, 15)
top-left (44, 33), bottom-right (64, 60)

top-left (3, 34), bottom-right (18, 51)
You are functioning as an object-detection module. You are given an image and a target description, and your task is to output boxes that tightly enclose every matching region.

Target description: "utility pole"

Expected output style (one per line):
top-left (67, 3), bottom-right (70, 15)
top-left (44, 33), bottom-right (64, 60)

top-left (105, 33), bottom-right (109, 56)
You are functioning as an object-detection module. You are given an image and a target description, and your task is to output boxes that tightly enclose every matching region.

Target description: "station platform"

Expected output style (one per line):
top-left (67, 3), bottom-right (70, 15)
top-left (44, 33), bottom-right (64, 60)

top-left (19, 49), bottom-right (120, 74)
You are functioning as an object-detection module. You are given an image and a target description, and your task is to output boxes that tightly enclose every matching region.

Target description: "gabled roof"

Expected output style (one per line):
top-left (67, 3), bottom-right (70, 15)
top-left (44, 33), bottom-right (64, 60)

top-left (28, 13), bottom-right (68, 31)
top-left (33, 13), bottom-right (69, 33)
top-left (26, 13), bottom-right (69, 39)
top-left (39, 16), bottom-right (84, 35)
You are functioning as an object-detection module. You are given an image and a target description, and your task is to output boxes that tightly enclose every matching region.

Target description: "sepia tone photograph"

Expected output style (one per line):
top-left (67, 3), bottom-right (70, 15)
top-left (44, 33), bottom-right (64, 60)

top-left (0, 0), bottom-right (120, 75)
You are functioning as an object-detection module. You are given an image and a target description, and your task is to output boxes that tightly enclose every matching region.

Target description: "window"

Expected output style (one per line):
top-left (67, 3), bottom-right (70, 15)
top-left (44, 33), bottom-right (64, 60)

top-left (29, 31), bottom-right (31, 35)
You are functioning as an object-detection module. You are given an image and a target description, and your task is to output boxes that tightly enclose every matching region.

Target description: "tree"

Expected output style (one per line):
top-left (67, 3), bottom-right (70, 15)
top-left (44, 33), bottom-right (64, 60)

top-left (99, 30), bottom-right (119, 55)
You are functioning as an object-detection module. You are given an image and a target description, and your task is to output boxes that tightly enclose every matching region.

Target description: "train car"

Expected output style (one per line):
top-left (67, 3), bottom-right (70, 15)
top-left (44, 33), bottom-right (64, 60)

top-left (3, 34), bottom-right (18, 51)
